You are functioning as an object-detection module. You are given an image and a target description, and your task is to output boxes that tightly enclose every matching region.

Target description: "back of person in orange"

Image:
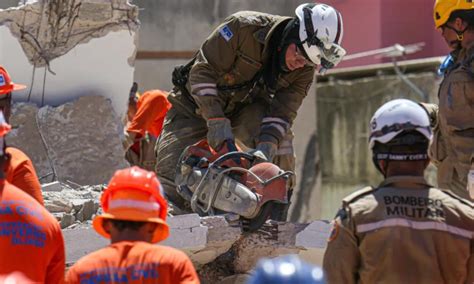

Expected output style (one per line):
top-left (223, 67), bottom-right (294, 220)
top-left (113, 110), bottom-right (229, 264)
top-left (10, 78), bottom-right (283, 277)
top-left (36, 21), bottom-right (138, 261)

top-left (0, 66), bottom-right (42, 204)
top-left (66, 166), bottom-right (200, 284)
top-left (0, 111), bottom-right (65, 283)
top-left (124, 83), bottom-right (171, 171)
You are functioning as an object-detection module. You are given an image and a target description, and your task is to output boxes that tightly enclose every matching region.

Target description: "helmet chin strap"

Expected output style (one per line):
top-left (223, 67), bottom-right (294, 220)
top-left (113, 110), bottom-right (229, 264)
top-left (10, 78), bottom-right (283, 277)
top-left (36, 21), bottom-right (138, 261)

top-left (444, 24), bottom-right (468, 42)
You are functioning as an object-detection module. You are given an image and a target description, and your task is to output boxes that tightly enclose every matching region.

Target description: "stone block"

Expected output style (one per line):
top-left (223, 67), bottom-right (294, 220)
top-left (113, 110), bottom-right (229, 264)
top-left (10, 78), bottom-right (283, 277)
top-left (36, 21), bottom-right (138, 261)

top-left (35, 96), bottom-right (129, 185)
top-left (167, 213), bottom-right (201, 229)
top-left (41, 181), bottom-right (62, 192)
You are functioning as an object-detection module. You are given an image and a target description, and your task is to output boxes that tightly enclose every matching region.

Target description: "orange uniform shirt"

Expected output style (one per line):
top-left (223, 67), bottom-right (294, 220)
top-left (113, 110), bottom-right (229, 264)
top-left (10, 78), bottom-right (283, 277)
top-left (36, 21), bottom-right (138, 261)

top-left (0, 181), bottom-right (65, 283)
top-left (66, 241), bottom-right (200, 284)
top-left (5, 147), bottom-right (43, 205)
top-left (127, 90), bottom-right (171, 137)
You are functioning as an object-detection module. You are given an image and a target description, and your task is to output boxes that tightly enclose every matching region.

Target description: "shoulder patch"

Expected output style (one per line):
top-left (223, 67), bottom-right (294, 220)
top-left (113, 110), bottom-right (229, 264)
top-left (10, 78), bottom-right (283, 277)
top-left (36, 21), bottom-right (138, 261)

top-left (253, 26), bottom-right (270, 44)
top-left (219, 25), bottom-right (234, 42)
top-left (342, 186), bottom-right (375, 206)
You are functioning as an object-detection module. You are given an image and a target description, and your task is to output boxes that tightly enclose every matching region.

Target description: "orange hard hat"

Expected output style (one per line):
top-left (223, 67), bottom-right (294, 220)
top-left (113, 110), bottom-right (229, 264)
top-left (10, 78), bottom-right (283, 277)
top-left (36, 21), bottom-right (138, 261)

top-left (0, 66), bottom-right (26, 96)
top-left (93, 166), bottom-right (170, 243)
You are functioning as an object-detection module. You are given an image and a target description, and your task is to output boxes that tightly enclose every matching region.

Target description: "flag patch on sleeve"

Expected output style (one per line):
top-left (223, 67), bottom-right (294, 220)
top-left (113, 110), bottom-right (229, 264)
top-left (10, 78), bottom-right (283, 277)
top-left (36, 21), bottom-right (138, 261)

top-left (219, 25), bottom-right (234, 42)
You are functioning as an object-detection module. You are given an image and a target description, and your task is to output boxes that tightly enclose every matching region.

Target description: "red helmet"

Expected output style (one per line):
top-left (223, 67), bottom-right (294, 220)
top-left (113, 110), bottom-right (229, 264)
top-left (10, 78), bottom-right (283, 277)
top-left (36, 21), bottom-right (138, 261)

top-left (0, 66), bottom-right (26, 96)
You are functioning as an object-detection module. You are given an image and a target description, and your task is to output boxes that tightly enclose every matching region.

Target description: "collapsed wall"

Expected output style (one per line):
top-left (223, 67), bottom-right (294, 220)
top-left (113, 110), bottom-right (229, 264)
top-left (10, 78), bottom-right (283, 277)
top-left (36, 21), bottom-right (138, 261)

top-left (9, 96), bottom-right (129, 185)
top-left (0, 0), bottom-right (138, 116)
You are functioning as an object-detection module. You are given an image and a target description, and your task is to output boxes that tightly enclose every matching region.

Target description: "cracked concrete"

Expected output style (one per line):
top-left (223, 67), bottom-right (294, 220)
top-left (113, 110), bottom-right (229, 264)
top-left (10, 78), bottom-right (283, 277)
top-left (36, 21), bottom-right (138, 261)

top-left (0, 0), bottom-right (138, 68)
top-left (9, 96), bottom-right (129, 185)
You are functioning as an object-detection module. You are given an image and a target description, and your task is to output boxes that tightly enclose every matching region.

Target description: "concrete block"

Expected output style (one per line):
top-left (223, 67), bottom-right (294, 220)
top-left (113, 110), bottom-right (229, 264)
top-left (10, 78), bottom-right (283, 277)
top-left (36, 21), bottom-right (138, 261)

top-left (41, 181), bottom-right (62, 192)
top-left (161, 226), bottom-right (207, 250)
top-left (35, 96), bottom-right (129, 185)
top-left (167, 213), bottom-right (201, 229)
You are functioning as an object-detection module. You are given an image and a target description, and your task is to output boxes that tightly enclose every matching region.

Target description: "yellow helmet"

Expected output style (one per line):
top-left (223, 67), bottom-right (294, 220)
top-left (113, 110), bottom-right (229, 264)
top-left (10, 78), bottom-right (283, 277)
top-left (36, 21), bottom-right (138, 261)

top-left (434, 0), bottom-right (474, 28)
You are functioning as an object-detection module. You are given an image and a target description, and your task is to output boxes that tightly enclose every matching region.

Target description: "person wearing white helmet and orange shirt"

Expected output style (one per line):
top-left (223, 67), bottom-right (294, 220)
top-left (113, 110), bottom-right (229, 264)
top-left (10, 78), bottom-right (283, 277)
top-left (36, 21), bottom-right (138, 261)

top-left (323, 99), bottom-right (474, 283)
top-left (0, 66), bottom-right (43, 205)
top-left (156, 2), bottom-right (346, 218)
top-left (420, 0), bottom-right (474, 201)
top-left (66, 166), bottom-right (199, 284)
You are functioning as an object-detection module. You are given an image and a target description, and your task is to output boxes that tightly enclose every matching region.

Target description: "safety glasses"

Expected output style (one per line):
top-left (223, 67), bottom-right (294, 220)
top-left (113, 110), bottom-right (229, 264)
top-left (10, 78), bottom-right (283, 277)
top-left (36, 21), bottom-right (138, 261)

top-left (369, 122), bottom-right (431, 140)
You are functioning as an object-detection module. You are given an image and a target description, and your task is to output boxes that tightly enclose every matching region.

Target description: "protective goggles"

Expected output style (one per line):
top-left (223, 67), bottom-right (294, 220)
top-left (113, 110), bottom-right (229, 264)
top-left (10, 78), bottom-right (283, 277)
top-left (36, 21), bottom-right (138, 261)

top-left (301, 6), bottom-right (346, 70)
top-left (369, 122), bottom-right (431, 140)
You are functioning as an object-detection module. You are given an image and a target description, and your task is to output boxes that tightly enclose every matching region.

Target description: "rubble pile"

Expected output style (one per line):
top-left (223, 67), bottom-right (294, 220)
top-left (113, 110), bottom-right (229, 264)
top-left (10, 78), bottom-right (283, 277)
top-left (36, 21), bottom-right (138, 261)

top-left (61, 212), bottom-right (331, 283)
top-left (42, 181), bottom-right (103, 229)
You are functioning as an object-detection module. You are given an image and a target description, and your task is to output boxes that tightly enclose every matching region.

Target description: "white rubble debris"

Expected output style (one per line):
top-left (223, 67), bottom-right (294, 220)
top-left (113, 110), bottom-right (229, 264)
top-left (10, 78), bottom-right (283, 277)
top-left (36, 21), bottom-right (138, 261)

top-left (43, 182), bottom-right (102, 229)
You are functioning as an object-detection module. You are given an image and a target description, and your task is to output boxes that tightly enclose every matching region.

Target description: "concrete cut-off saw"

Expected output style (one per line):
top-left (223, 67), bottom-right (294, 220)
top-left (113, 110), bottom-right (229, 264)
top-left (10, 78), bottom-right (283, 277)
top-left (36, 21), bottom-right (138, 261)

top-left (175, 140), bottom-right (293, 231)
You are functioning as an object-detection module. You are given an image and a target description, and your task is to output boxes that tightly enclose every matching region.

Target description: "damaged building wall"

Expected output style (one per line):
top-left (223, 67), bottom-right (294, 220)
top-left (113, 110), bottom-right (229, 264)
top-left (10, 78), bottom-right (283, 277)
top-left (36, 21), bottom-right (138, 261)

top-left (0, 0), bottom-right (138, 117)
top-left (8, 96), bottom-right (129, 185)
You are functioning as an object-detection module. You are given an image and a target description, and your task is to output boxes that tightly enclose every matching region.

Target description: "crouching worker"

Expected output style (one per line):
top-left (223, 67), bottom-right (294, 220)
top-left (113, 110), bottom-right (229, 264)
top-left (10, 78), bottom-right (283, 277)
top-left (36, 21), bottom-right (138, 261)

top-left (124, 83), bottom-right (171, 171)
top-left (66, 167), bottom-right (200, 284)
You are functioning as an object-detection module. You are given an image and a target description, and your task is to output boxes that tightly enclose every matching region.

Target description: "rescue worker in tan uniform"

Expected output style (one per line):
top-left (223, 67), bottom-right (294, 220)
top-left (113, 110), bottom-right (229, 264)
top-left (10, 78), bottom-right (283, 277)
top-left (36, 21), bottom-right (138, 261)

top-left (323, 99), bottom-right (474, 283)
top-left (420, 0), bottom-right (474, 200)
top-left (156, 3), bottom-right (346, 218)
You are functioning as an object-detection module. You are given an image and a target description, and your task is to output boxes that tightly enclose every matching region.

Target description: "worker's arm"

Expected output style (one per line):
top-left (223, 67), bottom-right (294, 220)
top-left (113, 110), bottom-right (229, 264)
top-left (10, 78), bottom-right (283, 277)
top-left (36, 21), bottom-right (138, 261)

top-left (188, 17), bottom-right (241, 120)
top-left (257, 66), bottom-right (315, 159)
top-left (10, 153), bottom-right (44, 205)
top-left (45, 223), bottom-right (66, 284)
top-left (126, 90), bottom-right (171, 137)
top-left (188, 17), bottom-right (245, 149)
top-left (323, 208), bottom-right (360, 284)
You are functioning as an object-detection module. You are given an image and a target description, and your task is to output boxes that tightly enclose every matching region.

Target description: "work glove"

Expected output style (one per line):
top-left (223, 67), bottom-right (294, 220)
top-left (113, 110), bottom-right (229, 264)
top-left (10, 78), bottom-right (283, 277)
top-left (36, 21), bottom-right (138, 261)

top-left (207, 117), bottom-right (234, 151)
top-left (253, 142), bottom-right (277, 162)
top-left (418, 103), bottom-right (438, 128)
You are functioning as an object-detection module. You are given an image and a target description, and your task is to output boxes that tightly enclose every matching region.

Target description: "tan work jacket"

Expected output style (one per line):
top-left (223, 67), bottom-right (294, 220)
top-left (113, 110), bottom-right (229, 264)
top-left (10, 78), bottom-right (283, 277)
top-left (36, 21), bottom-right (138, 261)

top-left (431, 43), bottom-right (474, 190)
top-left (183, 11), bottom-right (315, 145)
top-left (323, 176), bottom-right (474, 284)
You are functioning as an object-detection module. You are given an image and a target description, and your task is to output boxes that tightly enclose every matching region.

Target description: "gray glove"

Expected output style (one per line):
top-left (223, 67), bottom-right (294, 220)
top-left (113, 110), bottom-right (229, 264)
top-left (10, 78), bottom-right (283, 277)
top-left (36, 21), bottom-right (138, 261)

top-left (254, 142), bottom-right (277, 162)
top-left (206, 117), bottom-right (233, 150)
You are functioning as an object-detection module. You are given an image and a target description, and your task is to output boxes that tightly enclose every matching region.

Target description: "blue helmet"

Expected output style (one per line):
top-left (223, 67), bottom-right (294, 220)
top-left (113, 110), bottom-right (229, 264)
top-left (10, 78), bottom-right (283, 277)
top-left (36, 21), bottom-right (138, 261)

top-left (247, 255), bottom-right (325, 284)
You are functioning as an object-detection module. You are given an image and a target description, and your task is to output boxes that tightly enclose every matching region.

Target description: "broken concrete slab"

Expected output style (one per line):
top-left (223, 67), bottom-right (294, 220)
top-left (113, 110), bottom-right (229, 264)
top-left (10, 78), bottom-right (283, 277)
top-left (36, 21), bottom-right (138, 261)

top-left (8, 103), bottom-right (52, 181)
top-left (0, 0), bottom-right (138, 116)
top-left (41, 181), bottom-right (63, 192)
top-left (10, 96), bottom-right (129, 185)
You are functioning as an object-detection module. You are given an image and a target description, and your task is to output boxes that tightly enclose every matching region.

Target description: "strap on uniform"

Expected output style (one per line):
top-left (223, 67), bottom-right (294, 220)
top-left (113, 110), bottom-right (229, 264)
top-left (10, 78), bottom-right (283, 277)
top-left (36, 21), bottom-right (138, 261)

top-left (342, 186), bottom-right (375, 207)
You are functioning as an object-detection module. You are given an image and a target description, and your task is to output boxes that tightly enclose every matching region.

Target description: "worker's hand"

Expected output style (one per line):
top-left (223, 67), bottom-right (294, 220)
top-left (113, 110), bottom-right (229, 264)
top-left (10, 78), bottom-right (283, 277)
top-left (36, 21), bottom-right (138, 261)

top-left (468, 169), bottom-right (474, 199)
top-left (207, 117), bottom-right (234, 151)
top-left (253, 142), bottom-right (277, 162)
top-left (418, 103), bottom-right (438, 128)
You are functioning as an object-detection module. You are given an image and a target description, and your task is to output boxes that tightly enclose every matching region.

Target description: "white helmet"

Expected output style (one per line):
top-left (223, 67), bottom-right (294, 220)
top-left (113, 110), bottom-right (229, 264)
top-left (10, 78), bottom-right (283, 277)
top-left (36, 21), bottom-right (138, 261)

top-left (295, 3), bottom-right (346, 69)
top-left (369, 99), bottom-right (432, 150)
